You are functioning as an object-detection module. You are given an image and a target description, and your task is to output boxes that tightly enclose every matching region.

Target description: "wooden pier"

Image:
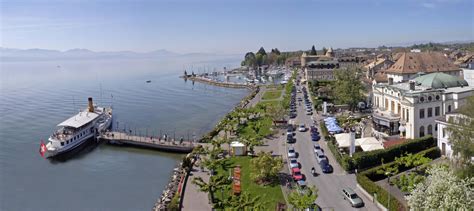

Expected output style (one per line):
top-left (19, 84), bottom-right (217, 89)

top-left (99, 131), bottom-right (195, 153)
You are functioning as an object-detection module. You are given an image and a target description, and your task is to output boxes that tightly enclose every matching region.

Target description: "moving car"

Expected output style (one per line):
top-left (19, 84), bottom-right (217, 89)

top-left (342, 188), bottom-right (364, 208)
top-left (288, 147), bottom-right (296, 158)
top-left (291, 167), bottom-right (304, 181)
top-left (319, 159), bottom-right (333, 173)
top-left (298, 124), bottom-right (306, 132)
top-left (289, 158), bottom-right (299, 168)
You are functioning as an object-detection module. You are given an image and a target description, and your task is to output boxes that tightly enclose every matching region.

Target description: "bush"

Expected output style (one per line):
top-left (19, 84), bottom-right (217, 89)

top-left (363, 147), bottom-right (440, 181)
top-left (357, 173), bottom-right (404, 211)
top-left (353, 136), bottom-right (435, 170)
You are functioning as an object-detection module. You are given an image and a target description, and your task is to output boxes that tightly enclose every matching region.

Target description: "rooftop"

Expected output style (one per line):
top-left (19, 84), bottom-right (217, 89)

top-left (385, 52), bottom-right (460, 74)
top-left (414, 72), bottom-right (469, 89)
top-left (58, 110), bottom-right (100, 128)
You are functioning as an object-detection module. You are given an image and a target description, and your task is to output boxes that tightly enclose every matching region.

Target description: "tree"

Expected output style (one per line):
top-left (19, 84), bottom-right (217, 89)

top-left (257, 47), bottom-right (267, 56)
top-left (192, 175), bottom-right (229, 204)
top-left (224, 192), bottom-right (264, 210)
top-left (241, 137), bottom-right (263, 154)
top-left (406, 164), bottom-right (473, 209)
top-left (267, 103), bottom-right (286, 125)
top-left (288, 186), bottom-right (318, 210)
top-left (310, 45), bottom-right (317, 55)
top-left (332, 68), bottom-right (365, 111)
top-left (322, 47), bottom-right (328, 55)
top-left (250, 152), bottom-right (283, 184)
top-left (446, 95), bottom-right (474, 176)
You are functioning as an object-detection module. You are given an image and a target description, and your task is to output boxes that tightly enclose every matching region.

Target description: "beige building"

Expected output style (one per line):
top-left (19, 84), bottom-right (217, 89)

top-left (372, 72), bottom-right (472, 139)
top-left (301, 48), bottom-right (339, 81)
top-left (384, 52), bottom-right (461, 83)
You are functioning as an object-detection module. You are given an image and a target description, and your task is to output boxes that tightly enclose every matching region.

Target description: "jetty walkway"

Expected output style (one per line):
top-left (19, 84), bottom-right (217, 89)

top-left (99, 131), bottom-right (195, 153)
top-left (181, 75), bottom-right (253, 89)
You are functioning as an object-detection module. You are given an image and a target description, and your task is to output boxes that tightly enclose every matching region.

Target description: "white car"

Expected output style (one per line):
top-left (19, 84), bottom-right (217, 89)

top-left (313, 144), bottom-right (321, 154)
top-left (289, 158), bottom-right (299, 168)
top-left (288, 147), bottom-right (296, 158)
top-left (315, 149), bottom-right (327, 163)
top-left (298, 124), bottom-right (306, 132)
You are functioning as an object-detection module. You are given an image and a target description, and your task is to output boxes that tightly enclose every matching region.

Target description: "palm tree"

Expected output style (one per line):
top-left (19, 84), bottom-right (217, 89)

top-left (224, 192), bottom-right (263, 210)
top-left (192, 175), bottom-right (228, 204)
top-left (242, 137), bottom-right (263, 154)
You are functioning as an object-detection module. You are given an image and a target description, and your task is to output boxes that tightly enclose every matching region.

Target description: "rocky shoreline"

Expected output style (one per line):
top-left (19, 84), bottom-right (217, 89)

top-left (152, 86), bottom-right (260, 210)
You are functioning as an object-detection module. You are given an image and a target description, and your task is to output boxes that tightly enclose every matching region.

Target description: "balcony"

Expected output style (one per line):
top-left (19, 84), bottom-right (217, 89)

top-left (372, 108), bottom-right (400, 122)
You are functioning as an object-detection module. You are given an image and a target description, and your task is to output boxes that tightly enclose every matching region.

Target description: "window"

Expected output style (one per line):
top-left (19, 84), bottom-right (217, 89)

top-left (420, 126), bottom-right (425, 137)
top-left (443, 128), bottom-right (447, 138)
top-left (448, 105), bottom-right (452, 112)
top-left (435, 107), bottom-right (440, 116)
top-left (406, 109), bottom-right (409, 121)
top-left (428, 108), bottom-right (433, 117)
top-left (61, 142), bottom-right (64, 146)
top-left (435, 124), bottom-right (438, 131)
top-left (428, 125), bottom-right (433, 135)
top-left (419, 109), bottom-right (425, 119)
top-left (420, 97), bottom-right (425, 102)
top-left (428, 96), bottom-right (432, 101)
top-left (436, 95), bottom-right (440, 100)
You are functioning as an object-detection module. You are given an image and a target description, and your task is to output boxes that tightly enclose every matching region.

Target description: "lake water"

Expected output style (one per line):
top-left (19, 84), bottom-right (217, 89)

top-left (0, 56), bottom-right (248, 210)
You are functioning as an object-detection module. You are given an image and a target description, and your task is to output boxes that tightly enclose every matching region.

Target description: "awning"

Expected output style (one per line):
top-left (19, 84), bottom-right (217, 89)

top-left (334, 133), bottom-right (360, 148)
top-left (357, 137), bottom-right (384, 152)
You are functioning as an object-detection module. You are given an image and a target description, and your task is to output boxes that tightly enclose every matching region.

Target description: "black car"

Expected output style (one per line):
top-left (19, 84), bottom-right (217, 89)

top-left (319, 159), bottom-right (333, 173)
top-left (289, 113), bottom-right (297, 119)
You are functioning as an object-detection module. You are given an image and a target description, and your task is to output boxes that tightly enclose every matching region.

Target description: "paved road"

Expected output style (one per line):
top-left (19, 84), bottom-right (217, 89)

top-left (285, 80), bottom-right (379, 211)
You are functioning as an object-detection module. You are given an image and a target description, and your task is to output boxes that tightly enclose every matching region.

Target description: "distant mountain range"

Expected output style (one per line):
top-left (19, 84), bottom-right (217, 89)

top-left (0, 47), bottom-right (183, 60)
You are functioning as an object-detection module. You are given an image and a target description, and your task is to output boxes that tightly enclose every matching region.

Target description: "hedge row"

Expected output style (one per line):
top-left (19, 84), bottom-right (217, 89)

top-left (357, 173), bottom-right (404, 211)
top-left (327, 138), bottom-right (354, 171)
top-left (353, 136), bottom-right (436, 170)
top-left (364, 147), bottom-right (441, 181)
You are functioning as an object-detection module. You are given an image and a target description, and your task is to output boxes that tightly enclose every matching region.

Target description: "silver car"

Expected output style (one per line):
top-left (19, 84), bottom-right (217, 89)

top-left (314, 149), bottom-right (327, 163)
top-left (313, 144), bottom-right (321, 154)
top-left (288, 147), bottom-right (296, 158)
top-left (342, 188), bottom-right (364, 208)
top-left (289, 158), bottom-right (299, 168)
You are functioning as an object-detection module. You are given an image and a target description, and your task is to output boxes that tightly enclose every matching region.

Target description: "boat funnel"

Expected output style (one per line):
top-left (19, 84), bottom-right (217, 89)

top-left (88, 97), bottom-right (94, 112)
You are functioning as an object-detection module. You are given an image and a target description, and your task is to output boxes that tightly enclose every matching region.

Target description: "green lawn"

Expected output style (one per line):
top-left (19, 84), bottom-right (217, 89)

top-left (256, 100), bottom-right (281, 109)
top-left (262, 90), bottom-right (282, 100)
top-left (237, 116), bottom-right (273, 140)
top-left (214, 156), bottom-right (285, 209)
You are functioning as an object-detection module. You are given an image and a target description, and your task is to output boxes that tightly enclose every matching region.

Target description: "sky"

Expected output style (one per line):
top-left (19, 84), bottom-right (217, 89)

top-left (1, 0), bottom-right (473, 54)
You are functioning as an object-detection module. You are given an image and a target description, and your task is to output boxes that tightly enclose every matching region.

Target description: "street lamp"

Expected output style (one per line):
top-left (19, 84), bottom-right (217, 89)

top-left (385, 171), bottom-right (392, 211)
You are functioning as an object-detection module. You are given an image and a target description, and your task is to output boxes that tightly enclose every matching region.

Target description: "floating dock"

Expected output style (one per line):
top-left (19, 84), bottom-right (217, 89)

top-left (99, 131), bottom-right (195, 153)
top-left (181, 76), bottom-right (253, 89)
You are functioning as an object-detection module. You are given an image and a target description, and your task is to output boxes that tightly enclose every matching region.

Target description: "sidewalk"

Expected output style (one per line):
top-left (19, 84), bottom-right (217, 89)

top-left (181, 166), bottom-right (212, 211)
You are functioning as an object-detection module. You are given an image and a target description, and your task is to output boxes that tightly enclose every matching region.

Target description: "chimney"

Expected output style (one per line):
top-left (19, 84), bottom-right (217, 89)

top-left (388, 77), bottom-right (394, 85)
top-left (88, 97), bottom-right (94, 112)
top-left (409, 81), bottom-right (415, 91)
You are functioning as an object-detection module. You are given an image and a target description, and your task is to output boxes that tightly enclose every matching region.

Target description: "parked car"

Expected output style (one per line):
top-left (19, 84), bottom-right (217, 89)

top-left (319, 159), bottom-right (333, 173)
top-left (310, 126), bottom-right (318, 133)
top-left (298, 124), bottom-right (306, 132)
top-left (289, 113), bottom-right (297, 119)
top-left (289, 158), bottom-right (299, 168)
top-left (291, 167), bottom-right (304, 181)
top-left (314, 149), bottom-right (327, 163)
top-left (313, 144), bottom-right (321, 153)
top-left (311, 134), bottom-right (320, 141)
top-left (287, 134), bottom-right (295, 143)
top-left (306, 110), bottom-right (313, 115)
top-left (288, 147), bottom-right (296, 158)
top-left (342, 188), bottom-right (364, 208)
top-left (287, 127), bottom-right (294, 136)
